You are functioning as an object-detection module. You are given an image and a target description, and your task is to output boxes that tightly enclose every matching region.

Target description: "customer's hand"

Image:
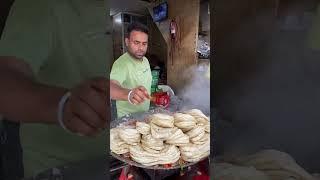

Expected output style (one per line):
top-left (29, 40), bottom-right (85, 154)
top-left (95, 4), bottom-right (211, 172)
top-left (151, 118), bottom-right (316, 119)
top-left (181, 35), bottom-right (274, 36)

top-left (62, 77), bottom-right (109, 136)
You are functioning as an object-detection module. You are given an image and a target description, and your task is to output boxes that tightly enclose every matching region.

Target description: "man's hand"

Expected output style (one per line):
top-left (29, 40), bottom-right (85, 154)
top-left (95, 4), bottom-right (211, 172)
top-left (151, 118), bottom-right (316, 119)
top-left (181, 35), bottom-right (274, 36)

top-left (128, 86), bottom-right (150, 105)
top-left (62, 77), bottom-right (108, 136)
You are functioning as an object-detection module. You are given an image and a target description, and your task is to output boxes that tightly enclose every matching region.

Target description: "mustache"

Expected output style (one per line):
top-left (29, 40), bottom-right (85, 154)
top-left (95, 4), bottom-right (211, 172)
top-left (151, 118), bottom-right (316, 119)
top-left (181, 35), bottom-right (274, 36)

top-left (136, 51), bottom-right (146, 55)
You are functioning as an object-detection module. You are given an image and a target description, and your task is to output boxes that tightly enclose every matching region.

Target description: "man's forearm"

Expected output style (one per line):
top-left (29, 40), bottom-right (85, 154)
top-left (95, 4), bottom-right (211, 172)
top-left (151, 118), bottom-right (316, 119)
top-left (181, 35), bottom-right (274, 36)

top-left (0, 56), bottom-right (67, 124)
top-left (110, 80), bottom-right (130, 101)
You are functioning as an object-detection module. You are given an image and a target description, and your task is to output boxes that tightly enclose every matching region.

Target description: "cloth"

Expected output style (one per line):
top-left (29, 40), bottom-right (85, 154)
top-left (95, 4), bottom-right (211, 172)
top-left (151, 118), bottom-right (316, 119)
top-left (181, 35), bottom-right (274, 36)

top-left (110, 52), bottom-right (152, 118)
top-left (0, 0), bottom-right (110, 177)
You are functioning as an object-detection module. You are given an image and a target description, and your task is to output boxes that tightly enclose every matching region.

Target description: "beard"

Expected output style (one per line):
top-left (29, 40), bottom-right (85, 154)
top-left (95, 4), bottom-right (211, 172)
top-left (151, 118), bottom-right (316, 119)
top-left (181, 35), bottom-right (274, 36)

top-left (127, 49), bottom-right (146, 60)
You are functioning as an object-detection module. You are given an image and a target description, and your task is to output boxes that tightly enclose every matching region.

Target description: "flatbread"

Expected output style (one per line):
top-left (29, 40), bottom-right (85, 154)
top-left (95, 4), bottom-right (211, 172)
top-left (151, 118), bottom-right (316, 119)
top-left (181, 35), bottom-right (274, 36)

top-left (150, 113), bottom-right (175, 128)
top-left (166, 128), bottom-right (190, 146)
top-left (150, 123), bottom-right (176, 140)
top-left (110, 128), bottom-right (129, 154)
top-left (136, 121), bottom-right (151, 135)
top-left (118, 128), bottom-right (141, 145)
top-left (173, 113), bottom-right (197, 132)
top-left (184, 109), bottom-right (209, 125)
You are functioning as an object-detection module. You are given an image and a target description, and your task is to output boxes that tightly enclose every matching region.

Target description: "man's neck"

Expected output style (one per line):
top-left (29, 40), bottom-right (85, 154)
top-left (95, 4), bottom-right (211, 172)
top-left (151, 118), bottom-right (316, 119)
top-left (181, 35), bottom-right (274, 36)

top-left (127, 52), bottom-right (143, 62)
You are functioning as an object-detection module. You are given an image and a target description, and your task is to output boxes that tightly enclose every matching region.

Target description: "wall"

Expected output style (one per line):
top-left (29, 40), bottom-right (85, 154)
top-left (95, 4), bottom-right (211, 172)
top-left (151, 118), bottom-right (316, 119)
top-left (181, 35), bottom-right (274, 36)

top-left (149, 0), bottom-right (200, 93)
top-left (147, 16), bottom-right (167, 67)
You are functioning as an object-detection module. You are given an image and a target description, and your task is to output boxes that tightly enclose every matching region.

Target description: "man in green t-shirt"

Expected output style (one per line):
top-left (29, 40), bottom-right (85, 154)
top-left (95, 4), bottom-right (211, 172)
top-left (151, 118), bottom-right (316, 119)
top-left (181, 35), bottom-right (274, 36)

top-left (110, 22), bottom-right (152, 118)
top-left (0, 0), bottom-right (110, 178)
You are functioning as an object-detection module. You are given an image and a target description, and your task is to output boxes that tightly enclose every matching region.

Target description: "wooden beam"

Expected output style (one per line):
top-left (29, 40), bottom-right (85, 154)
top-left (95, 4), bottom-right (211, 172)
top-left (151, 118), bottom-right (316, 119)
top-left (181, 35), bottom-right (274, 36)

top-left (146, 0), bottom-right (200, 92)
top-left (166, 0), bottom-right (200, 93)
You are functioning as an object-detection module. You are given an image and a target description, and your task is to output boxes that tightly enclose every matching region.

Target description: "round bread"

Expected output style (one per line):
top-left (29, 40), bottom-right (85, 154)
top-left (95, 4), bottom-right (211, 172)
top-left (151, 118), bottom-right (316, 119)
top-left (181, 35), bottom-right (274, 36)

top-left (193, 133), bottom-right (210, 145)
top-left (150, 113), bottom-right (175, 128)
top-left (110, 128), bottom-right (129, 154)
top-left (166, 128), bottom-right (190, 146)
top-left (186, 125), bottom-right (205, 139)
top-left (150, 123), bottom-right (176, 140)
top-left (141, 134), bottom-right (164, 151)
top-left (136, 121), bottom-right (151, 135)
top-left (180, 140), bottom-right (210, 162)
top-left (184, 109), bottom-right (209, 124)
top-left (129, 144), bottom-right (180, 166)
top-left (173, 113), bottom-right (197, 132)
top-left (118, 128), bottom-right (141, 145)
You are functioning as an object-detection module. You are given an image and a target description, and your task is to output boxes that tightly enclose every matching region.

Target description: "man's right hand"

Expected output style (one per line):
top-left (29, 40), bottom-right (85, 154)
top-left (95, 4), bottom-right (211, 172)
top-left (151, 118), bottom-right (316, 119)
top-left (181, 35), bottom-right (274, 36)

top-left (128, 86), bottom-right (150, 105)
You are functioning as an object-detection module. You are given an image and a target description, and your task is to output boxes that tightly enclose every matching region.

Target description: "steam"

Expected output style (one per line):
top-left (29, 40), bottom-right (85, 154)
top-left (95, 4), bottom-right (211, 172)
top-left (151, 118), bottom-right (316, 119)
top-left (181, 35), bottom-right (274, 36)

top-left (178, 64), bottom-right (210, 115)
top-left (215, 4), bottom-right (320, 172)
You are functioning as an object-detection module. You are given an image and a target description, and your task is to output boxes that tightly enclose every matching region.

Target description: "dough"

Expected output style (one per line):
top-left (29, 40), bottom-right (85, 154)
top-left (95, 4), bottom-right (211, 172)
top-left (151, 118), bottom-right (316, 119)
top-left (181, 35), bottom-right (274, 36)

top-left (150, 113), bottom-right (175, 128)
top-left (118, 128), bottom-right (141, 145)
top-left (136, 121), bottom-right (151, 135)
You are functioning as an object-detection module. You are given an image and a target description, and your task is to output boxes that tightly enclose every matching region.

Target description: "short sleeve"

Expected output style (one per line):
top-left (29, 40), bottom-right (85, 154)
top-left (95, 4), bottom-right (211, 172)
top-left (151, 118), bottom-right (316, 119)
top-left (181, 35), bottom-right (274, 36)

top-left (110, 59), bottom-right (127, 85)
top-left (0, 0), bottom-right (55, 74)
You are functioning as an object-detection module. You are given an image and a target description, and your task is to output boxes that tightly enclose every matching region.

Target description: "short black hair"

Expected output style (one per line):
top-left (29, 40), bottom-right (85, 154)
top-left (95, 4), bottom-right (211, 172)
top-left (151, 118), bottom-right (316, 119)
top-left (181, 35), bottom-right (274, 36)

top-left (126, 22), bottom-right (149, 38)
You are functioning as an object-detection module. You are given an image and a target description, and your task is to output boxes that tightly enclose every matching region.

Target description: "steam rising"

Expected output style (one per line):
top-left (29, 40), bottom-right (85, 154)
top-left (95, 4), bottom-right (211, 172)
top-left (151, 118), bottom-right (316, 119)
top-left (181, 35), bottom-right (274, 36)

top-left (215, 4), bottom-right (320, 172)
top-left (178, 64), bottom-right (210, 116)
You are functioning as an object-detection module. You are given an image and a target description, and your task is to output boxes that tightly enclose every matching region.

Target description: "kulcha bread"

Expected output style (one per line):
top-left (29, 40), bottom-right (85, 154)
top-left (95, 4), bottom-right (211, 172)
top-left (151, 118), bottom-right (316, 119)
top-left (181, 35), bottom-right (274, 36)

top-left (180, 139), bottom-right (210, 162)
top-left (150, 113), bottom-right (175, 128)
top-left (204, 124), bottom-right (210, 133)
top-left (141, 134), bottom-right (165, 152)
top-left (173, 113), bottom-right (197, 132)
top-left (118, 128), bottom-right (141, 145)
top-left (186, 125), bottom-right (205, 139)
top-left (184, 109), bottom-right (209, 125)
top-left (166, 128), bottom-right (190, 146)
top-left (110, 109), bottom-right (210, 166)
top-left (193, 133), bottom-right (210, 145)
top-left (110, 128), bottom-right (129, 154)
top-left (150, 123), bottom-right (176, 140)
top-left (136, 121), bottom-right (151, 135)
top-left (129, 144), bottom-right (180, 166)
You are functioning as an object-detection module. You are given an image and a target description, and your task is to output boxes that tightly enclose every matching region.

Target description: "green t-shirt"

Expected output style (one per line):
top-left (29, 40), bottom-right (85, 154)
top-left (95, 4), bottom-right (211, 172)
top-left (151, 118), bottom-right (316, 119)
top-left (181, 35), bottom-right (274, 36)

top-left (110, 52), bottom-right (152, 118)
top-left (0, 0), bottom-right (111, 177)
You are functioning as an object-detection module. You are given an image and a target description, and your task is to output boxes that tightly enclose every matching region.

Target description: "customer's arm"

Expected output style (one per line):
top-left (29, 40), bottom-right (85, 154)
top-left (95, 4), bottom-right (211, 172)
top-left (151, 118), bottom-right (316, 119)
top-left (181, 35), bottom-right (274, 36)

top-left (0, 56), bottom-right (108, 136)
top-left (0, 0), bottom-right (108, 136)
top-left (0, 56), bottom-right (66, 123)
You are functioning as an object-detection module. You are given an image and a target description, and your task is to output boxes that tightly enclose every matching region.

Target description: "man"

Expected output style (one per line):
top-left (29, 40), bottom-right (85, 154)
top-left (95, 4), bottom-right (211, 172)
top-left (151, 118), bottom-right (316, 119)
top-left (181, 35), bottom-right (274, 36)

top-left (0, 0), bottom-right (110, 178)
top-left (110, 22), bottom-right (182, 180)
top-left (110, 22), bottom-right (151, 118)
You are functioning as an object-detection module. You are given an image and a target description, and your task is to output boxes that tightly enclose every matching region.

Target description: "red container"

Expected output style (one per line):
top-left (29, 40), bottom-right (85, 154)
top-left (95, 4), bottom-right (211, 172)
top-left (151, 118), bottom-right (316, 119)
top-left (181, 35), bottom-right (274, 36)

top-left (152, 92), bottom-right (170, 108)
